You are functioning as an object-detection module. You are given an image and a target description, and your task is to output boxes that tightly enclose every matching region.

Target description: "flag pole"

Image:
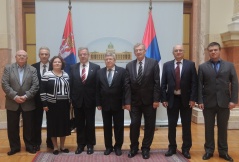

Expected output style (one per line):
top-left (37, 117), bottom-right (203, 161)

top-left (149, 0), bottom-right (152, 10)
top-left (68, 0), bottom-right (72, 11)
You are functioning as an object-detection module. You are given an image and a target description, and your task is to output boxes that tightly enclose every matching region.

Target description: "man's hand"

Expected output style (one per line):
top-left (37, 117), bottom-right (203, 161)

top-left (14, 96), bottom-right (25, 103)
top-left (153, 102), bottom-right (160, 109)
top-left (189, 101), bottom-right (195, 108)
top-left (198, 104), bottom-right (204, 110)
top-left (162, 102), bottom-right (168, 108)
top-left (228, 102), bottom-right (236, 110)
top-left (124, 105), bottom-right (131, 111)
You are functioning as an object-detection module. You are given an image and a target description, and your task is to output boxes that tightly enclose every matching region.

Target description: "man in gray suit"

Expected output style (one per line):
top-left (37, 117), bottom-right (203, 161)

top-left (2, 50), bottom-right (39, 155)
top-left (124, 43), bottom-right (160, 159)
top-left (198, 42), bottom-right (238, 162)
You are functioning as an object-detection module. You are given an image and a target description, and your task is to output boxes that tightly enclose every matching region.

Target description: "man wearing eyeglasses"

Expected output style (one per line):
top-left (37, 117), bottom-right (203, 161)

top-left (69, 47), bottom-right (100, 155)
top-left (198, 42), bottom-right (238, 161)
top-left (2, 50), bottom-right (39, 155)
top-left (161, 45), bottom-right (198, 159)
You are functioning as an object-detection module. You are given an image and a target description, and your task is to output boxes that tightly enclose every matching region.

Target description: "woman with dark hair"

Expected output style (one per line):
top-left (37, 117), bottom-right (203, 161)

top-left (40, 56), bottom-right (71, 155)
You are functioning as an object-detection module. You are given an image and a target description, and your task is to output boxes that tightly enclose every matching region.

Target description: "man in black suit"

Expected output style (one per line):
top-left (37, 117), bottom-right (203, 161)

top-left (161, 45), bottom-right (198, 159)
top-left (31, 47), bottom-right (53, 151)
top-left (69, 47), bottom-right (100, 155)
top-left (124, 43), bottom-right (160, 159)
top-left (198, 42), bottom-right (238, 161)
top-left (96, 52), bottom-right (125, 156)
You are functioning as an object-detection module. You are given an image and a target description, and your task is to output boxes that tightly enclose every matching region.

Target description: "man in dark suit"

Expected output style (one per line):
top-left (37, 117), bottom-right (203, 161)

top-left (198, 42), bottom-right (238, 162)
top-left (2, 50), bottom-right (39, 155)
top-left (96, 52), bottom-right (125, 156)
top-left (161, 45), bottom-right (198, 159)
top-left (31, 47), bottom-right (53, 151)
top-left (124, 43), bottom-right (160, 159)
top-left (69, 47), bottom-right (100, 155)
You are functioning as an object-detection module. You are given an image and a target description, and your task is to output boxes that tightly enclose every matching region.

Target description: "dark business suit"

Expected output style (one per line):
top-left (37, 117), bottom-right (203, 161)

top-left (198, 60), bottom-right (238, 154)
top-left (161, 59), bottom-right (198, 152)
top-left (31, 62), bottom-right (52, 147)
top-left (96, 66), bottom-right (125, 149)
top-left (2, 63), bottom-right (39, 151)
top-left (69, 62), bottom-right (100, 148)
top-left (124, 57), bottom-right (160, 151)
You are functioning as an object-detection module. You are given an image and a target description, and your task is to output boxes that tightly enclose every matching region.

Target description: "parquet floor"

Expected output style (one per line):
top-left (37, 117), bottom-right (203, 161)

top-left (0, 122), bottom-right (238, 162)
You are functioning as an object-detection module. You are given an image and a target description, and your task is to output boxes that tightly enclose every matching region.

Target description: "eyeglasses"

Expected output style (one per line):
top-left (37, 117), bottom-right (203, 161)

top-left (174, 49), bottom-right (183, 53)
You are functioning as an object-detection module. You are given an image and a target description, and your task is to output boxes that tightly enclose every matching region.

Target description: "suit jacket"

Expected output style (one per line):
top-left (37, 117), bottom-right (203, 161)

top-left (2, 63), bottom-right (39, 111)
top-left (161, 59), bottom-right (198, 109)
top-left (69, 62), bottom-right (100, 108)
top-left (124, 57), bottom-right (160, 106)
top-left (198, 60), bottom-right (238, 108)
top-left (31, 62), bottom-right (44, 107)
top-left (96, 65), bottom-right (125, 111)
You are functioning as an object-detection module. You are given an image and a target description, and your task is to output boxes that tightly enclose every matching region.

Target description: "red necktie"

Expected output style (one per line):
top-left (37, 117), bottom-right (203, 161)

top-left (175, 62), bottom-right (181, 90)
top-left (81, 65), bottom-right (86, 84)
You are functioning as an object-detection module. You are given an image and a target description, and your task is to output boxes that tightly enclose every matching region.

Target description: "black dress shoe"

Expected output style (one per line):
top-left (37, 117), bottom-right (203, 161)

top-left (87, 147), bottom-right (94, 154)
top-left (75, 147), bottom-right (84, 154)
top-left (165, 149), bottom-right (176, 156)
top-left (53, 150), bottom-right (59, 155)
top-left (26, 147), bottom-right (36, 154)
top-left (142, 150), bottom-right (150, 159)
top-left (128, 150), bottom-right (138, 158)
top-left (104, 148), bottom-right (113, 155)
top-left (114, 148), bottom-right (122, 156)
top-left (182, 151), bottom-right (191, 159)
top-left (219, 154), bottom-right (233, 161)
top-left (60, 148), bottom-right (69, 153)
top-left (47, 144), bottom-right (54, 150)
top-left (7, 149), bottom-right (20, 156)
top-left (202, 153), bottom-right (213, 160)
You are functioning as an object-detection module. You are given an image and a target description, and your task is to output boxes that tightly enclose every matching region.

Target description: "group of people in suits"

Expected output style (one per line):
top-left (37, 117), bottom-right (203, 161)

top-left (1, 42), bottom-right (238, 161)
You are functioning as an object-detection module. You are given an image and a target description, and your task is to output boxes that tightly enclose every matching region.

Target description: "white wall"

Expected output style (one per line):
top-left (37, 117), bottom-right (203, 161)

top-left (36, 0), bottom-right (183, 126)
top-left (209, 0), bottom-right (233, 34)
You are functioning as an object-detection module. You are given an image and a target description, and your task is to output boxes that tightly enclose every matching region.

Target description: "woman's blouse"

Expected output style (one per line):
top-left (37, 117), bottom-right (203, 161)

top-left (40, 70), bottom-right (70, 107)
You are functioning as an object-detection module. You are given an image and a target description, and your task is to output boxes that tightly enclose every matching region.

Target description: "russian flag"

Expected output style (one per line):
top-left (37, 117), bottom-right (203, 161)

top-left (142, 10), bottom-right (161, 62)
top-left (59, 11), bottom-right (76, 74)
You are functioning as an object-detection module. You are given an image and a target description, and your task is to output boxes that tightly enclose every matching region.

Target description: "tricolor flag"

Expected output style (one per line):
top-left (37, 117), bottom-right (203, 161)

top-left (59, 10), bottom-right (76, 74)
top-left (142, 10), bottom-right (161, 62)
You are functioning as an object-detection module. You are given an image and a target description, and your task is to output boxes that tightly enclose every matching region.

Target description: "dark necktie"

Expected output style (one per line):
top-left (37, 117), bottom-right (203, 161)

top-left (107, 69), bottom-right (112, 86)
top-left (213, 62), bottom-right (218, 74)
top-left (42, 64), bottom-right (46, 76)
top-left (81, 64), bottom-right (86, 84)
top-left (175, 62), bottom-right (181, 90)
top-left (136, 61), bottom-right (143, 85)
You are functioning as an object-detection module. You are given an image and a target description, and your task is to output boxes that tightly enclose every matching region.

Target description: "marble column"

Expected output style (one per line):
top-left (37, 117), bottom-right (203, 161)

top-left (221, 0), bottom-right (239, 114)
top-left (0, 0), bottom-right (23, 129)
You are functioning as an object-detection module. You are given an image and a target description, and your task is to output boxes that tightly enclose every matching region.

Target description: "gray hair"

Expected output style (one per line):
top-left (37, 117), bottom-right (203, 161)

top-left (78, 47), bottom-right (89, 54)
top-left (105, 52), bottom-right (116, 59)
top-left (38, 46), bottom-right (50, 54)
top-left (134, 43), bottom-right (146, 50)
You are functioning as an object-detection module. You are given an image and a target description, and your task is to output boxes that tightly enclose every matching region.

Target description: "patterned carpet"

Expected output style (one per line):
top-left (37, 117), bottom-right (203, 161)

top-left (32, 149), bottom-right (190, 162)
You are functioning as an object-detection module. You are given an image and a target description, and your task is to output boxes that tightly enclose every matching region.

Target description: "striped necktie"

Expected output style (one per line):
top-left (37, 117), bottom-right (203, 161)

top-left (81, 64), bottom-right (86, 84)
top-left (136, 61), bottom-right (143, 85)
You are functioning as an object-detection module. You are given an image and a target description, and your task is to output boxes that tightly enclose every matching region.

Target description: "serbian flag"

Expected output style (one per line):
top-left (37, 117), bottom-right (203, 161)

top-left (59, 11), bottom-right (76, 74)
top-left (142, 10), bottom-right (161, 62)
